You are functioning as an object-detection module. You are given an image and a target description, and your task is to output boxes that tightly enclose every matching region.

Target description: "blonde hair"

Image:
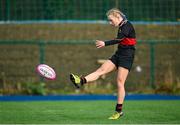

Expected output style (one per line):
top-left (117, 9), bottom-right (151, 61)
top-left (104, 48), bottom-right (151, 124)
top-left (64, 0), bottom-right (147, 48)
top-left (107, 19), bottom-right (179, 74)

top-left (106, 8), bottom-right (125, 18)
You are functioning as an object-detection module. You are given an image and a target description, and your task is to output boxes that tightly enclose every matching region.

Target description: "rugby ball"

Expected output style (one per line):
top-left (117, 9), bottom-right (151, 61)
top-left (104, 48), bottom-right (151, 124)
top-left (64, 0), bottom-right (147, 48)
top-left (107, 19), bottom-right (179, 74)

top-left (36, 64), bottom-right (56, 80)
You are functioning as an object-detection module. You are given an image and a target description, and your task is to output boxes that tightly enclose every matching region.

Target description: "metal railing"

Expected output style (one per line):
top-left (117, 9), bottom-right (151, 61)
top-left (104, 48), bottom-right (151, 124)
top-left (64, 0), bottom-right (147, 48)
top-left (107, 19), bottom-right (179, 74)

top-left (0, 40), bottom-right (180, 90)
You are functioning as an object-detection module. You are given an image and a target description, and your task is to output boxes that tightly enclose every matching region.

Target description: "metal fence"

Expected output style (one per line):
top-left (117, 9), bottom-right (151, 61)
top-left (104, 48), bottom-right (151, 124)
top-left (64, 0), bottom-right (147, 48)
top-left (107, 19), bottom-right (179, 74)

top-left (0, 0), bottom-right (179, 95)
top-left (0, 40), bottom-right (180, 94)
top-left (0, 0), bottom-right (179, 21)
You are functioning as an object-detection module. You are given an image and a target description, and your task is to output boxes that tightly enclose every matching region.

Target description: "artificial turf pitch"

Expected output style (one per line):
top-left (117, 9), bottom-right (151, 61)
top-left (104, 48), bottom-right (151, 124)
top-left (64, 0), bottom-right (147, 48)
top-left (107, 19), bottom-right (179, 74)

top-left (0, 100), bottom-right (180, 124)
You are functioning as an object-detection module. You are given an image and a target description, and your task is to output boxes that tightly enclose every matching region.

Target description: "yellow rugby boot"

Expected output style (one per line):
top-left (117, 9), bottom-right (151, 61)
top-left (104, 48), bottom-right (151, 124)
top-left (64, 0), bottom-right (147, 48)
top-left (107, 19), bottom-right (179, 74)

top-left (108, 111), bottom-right (124, 120)
top-left (70, 73), bottom-right (81, 88)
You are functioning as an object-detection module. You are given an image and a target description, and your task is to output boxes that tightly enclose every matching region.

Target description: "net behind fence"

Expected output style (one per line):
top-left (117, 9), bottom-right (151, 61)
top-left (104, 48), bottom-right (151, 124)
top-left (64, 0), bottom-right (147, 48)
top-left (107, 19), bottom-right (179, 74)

top-left (0, 40), bottom-right (180, 95)
top-left (0, 0), bottom-right (179, 22)
top-left (0, 23), bottom-right (179, 41)
top-left (0, 0), bottom-right (180, 95)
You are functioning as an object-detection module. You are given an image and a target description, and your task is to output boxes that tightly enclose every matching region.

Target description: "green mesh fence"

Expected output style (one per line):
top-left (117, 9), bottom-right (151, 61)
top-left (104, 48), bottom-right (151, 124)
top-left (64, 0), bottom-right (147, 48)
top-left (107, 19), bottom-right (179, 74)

top-left (0, 40), bottom-right (180, 95)
top-left (0, 0), bottom-right (179, 21)
top-left (0, 0), bottom-right (180, 95)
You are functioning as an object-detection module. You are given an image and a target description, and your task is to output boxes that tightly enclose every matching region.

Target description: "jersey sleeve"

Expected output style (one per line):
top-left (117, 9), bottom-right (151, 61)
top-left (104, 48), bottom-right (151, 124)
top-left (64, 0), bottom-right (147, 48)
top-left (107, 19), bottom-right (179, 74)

top-left (105, 23), bottom-right (131, 46)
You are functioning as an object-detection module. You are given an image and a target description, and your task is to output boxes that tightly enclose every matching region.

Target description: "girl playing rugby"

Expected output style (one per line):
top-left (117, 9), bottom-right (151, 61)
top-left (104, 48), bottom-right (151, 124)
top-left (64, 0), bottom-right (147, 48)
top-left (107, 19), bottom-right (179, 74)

top-left (70, 8), bottom-right (136, 120)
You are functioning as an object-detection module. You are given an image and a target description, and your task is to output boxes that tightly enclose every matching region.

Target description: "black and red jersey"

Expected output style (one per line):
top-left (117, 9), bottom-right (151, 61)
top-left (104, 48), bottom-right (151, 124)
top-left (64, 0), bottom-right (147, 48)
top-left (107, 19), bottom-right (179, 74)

top-left (105, 21), bottom-right (136, 46)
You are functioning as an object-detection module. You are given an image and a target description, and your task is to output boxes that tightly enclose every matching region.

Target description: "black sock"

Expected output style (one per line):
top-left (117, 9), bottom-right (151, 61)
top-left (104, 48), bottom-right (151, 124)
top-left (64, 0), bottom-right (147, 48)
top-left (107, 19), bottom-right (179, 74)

top-left (80, 77), bottom-right (87, 85)
top-left (115, 104), bottom-right (123, 113)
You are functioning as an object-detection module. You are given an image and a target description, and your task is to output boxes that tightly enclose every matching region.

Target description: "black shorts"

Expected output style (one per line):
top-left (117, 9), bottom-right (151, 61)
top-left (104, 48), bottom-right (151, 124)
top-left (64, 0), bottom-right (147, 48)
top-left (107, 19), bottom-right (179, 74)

top-left (109, 45), bottom-right (135, 71)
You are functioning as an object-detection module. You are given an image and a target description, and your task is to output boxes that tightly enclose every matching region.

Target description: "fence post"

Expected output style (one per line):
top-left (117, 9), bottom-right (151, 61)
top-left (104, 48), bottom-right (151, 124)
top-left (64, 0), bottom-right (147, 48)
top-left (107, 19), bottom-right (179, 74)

top-left (115, 0), bottom-right (119, 8)
top-left (150, 42), bottom-right (155, 88)
top-left (39, 41), bottom-right (45, 64)
top-left (5, 0), bottom-right (10, 21)
top-left (38, 41), bottom-right (46, 82)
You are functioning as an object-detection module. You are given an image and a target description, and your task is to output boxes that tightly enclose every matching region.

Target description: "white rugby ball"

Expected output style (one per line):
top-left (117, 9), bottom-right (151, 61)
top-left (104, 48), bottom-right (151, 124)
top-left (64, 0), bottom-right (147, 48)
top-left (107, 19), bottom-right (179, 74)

top-left (36, 64), bottom-right (56, 80)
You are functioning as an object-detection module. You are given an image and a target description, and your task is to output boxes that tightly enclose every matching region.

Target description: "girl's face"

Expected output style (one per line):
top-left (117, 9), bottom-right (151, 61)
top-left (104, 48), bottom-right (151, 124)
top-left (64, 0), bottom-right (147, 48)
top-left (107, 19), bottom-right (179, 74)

top-left (108, 15), bottom-right (123, 27)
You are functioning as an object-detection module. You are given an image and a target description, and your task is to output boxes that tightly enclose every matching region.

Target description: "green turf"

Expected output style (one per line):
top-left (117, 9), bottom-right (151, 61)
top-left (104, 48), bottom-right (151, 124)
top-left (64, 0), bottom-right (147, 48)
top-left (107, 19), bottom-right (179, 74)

top-left (0, 100), bottom-right (180, 124)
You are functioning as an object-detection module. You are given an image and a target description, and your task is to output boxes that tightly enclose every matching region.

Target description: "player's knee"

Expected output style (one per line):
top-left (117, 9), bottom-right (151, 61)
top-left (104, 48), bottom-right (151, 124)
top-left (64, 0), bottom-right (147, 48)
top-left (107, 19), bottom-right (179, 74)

top-left (117, 78), bottom-right (125, 88)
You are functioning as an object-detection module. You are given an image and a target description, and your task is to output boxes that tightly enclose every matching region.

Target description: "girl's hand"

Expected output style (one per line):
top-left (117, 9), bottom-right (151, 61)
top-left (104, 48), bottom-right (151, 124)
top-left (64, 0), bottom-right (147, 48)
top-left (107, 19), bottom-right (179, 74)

top-left (96, 40), bottom-right (105, 48)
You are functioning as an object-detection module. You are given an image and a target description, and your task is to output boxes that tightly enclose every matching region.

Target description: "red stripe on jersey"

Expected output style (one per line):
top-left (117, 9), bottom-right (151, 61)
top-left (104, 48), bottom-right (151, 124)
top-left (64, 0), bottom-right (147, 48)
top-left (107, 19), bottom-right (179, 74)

top-left (120, 38), bottom-right (136, 45)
